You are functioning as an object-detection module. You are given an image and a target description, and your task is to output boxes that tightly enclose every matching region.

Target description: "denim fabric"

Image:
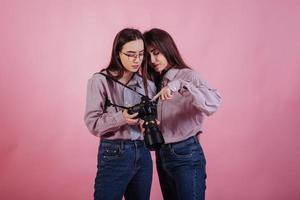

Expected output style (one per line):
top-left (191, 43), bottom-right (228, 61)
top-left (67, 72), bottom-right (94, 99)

top-left (156, 136), bottom-right (207, 200)
top-left (94, 139), bottom-right (153, 200)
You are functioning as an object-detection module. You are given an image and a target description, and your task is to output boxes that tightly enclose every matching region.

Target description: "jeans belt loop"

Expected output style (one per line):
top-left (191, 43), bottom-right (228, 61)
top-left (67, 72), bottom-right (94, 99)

top-left (163, 143), bottom-right (171, 149)
top-left (120, 141), bottom-right (124, 150)
top-left (193, 135), bottom-right (199, 144)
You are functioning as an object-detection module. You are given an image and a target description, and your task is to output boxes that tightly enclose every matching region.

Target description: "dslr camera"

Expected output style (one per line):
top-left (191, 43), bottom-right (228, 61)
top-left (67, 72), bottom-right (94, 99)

top-left (100, 72), bottom-right (164, 150)
top-left (127, 96), bottom-right (164, 150)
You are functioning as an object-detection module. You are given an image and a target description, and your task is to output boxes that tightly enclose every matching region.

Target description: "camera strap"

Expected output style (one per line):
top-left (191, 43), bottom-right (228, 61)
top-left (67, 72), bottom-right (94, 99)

top-left (98, 72), bottom-right (145, 97)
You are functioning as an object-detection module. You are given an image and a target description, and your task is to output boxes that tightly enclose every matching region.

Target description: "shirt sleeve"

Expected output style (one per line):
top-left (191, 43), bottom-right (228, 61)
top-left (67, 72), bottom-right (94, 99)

top-left (167, 72), bottom-right (221, 116)
top-left (147, 80), bottom-right (157, 99)
top-left (84, 76), bottom-right (127, 137)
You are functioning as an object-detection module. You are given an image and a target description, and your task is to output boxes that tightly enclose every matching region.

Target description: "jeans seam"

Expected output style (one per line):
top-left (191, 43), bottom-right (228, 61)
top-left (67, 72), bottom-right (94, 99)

top-left (193, 167), bottom-right (197, 200)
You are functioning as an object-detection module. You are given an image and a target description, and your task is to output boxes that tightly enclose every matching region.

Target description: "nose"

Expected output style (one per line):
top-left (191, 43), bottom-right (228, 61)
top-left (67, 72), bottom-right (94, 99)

top-left (150, 53), bottom-right (156, 63)
top-left (133, 57), bottom-right (139, 63)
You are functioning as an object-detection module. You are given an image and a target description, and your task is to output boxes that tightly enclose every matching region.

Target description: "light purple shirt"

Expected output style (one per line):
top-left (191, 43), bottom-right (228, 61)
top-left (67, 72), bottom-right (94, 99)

top-left (157, 68), bottom-right (221, 143)
top-left (84, 72), bottom-right (156, 140)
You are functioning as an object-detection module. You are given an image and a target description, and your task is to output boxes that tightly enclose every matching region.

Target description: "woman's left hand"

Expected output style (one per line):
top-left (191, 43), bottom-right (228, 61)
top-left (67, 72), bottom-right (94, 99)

top-left (152, 86), bottom-right (173, 101)
top-left (139, 119), bottom-right (160, 134)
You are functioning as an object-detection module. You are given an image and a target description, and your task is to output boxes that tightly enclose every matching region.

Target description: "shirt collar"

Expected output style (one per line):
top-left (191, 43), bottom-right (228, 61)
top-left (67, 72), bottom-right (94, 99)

top-left (127, 73), bottom-right (143, 87)
top-left (163, 68), bottom-right (180, 81)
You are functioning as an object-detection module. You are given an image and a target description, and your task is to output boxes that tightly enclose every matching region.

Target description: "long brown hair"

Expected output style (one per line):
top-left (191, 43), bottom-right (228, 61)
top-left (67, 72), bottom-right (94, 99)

top-left (143, 28), bottom-right (189, 89)
top-left (102, 28), bottom-right (149, 95)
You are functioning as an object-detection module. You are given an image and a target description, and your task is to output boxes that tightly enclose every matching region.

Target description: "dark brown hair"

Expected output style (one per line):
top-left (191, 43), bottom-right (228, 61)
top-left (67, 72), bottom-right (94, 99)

top-left (102, 28), bottom-right (149, 95)
top-left (143, 28), bottom-right (189, 88)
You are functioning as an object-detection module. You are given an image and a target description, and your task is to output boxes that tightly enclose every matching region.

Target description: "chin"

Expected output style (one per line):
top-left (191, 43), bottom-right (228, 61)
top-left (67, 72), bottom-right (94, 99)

top-left (129, 68), bottom-right (139, 73)
top-left (157, 68), bottom-right (163, 73)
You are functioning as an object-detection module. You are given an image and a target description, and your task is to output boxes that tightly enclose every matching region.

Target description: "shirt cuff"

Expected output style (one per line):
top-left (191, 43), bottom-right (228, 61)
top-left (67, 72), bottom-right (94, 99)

top-left (167, 80), bottom-right (181, 92)
top-left (114, 110), bottom-right (127, 126)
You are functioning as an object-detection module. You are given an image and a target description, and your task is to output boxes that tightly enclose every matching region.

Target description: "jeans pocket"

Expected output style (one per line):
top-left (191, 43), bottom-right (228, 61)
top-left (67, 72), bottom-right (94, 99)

top-left (101, 146), bottom-right (123, 161)
top-left (170, 144), bottom-right (193, 158)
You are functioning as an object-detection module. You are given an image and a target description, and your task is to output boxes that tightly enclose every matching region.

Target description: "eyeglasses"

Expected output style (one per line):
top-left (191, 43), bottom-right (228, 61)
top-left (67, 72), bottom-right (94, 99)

top-left (120, 51), bottom-right (144, 61)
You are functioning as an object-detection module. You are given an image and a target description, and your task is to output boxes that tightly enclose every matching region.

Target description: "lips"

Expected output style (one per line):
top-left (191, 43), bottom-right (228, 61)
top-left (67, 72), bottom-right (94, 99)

top-left (132, 65), bottom-right (140, 69)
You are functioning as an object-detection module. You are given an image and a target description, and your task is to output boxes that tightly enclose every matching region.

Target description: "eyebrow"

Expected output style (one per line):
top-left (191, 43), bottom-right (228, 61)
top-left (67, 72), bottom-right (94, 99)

top-left (125, 50), bottom-right (144, 53)
top-left (150, 48), bottom-right (157, 53)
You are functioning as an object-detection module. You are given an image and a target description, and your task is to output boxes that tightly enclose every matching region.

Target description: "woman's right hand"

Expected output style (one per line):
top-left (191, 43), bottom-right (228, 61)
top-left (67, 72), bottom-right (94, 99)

top-left (122, 109), bottom-right (139, 125)
top-left (152, 86), bottom-right (173, 101)
top-left (139, 119), bottom-right (160, 134)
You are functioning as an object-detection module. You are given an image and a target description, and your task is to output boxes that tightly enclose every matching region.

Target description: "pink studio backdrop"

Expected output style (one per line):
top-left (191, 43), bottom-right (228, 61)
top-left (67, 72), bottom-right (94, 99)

top-left (1, 0), bottom-right (300, 199)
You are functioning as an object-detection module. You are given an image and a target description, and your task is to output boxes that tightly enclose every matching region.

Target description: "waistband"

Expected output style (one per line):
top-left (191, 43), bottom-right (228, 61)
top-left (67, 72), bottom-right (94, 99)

top-left (101, 139), bottom-right (145, 148)
top-left (160, 135), bottom-right (199, 149)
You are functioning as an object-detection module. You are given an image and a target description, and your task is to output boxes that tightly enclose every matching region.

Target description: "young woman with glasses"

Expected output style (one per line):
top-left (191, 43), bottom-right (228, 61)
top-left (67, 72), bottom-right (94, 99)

top-left (143, 28), bottom-right (221, 200)
top-left (84, 28), bottom-right (156, 200)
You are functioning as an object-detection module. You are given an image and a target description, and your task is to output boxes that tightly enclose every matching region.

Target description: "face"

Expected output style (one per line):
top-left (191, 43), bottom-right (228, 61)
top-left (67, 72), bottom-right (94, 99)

top-left (147, 47), bottom-right (169, 74)
top-left (119, 39), bottom-right (144, 73)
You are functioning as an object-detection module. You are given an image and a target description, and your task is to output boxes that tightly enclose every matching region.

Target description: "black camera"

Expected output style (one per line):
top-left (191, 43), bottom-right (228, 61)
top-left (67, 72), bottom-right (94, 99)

top-left (99, 72), bottom-right (164, 150)
top-left (128, 96), bottom-right (165, 150)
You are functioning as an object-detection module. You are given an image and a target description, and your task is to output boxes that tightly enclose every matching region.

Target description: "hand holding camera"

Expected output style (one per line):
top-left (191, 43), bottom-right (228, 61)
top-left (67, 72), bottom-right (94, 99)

top-left (122, 109), bottom-right (139, 125)
top-left (100, 72), bottom-right (165, 150)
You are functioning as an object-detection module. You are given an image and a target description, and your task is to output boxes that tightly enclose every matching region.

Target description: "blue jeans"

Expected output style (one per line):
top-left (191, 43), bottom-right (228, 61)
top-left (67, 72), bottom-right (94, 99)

top-left (94, 139), bottom-right (153, 200)
top-left (156, 136), bottom-right (207, 200)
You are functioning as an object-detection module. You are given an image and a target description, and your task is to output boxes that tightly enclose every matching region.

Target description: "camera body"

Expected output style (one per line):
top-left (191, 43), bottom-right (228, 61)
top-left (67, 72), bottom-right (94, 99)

top-left (128, 96), bottom-right (165, 150)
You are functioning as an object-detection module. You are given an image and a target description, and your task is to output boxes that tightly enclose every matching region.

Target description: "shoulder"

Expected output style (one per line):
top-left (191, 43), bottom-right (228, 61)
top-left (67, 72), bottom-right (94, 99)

top-left (87, 72), bottom-right (109, 89)
top-left (89, 71), bottom-right (108, 82)
top-left (176, 68), bottom-right (198, 79)
top-left (175, 67), bottom-right (206, 85)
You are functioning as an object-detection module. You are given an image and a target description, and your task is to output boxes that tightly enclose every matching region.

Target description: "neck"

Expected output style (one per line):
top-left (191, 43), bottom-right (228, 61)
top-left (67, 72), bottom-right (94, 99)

top-left (161, 65), bottom-right (172, 76)
top-left (120, 70), bottom-right (134, 85)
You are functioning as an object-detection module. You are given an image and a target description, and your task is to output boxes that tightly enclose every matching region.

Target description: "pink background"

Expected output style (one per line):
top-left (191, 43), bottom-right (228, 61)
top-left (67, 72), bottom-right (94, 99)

top-left (1, 0), bottom-right (300, 199)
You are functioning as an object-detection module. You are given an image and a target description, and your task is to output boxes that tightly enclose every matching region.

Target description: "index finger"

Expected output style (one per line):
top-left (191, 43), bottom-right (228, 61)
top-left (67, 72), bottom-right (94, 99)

top-left (127, 112), bottom-right (139, 118)
top-left (127, 118), bottom-right (139, 124)
top-left (151, 92), bottom-right (161, 101)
